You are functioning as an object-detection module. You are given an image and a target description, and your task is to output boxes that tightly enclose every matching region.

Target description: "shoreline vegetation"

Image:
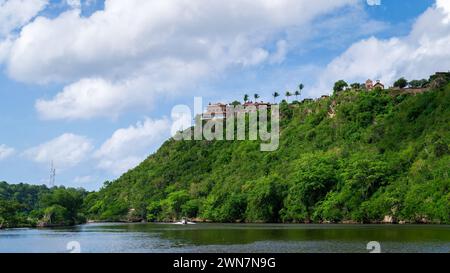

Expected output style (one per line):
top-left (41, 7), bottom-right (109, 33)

top-left (1, 73), bottom-right (450, 229)
top-left (3, 219), bottom-right (448, 230)
top-left (86, 217), bottom-right (445, 225)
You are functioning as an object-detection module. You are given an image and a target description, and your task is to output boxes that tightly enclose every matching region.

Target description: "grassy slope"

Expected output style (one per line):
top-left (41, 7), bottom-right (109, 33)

top-left (85, 86), bottom-right (450, 224)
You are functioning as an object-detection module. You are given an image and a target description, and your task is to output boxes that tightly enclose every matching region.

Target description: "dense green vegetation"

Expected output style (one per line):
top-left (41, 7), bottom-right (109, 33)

top-left (84, 77), bottom-right (450, 224)
top-left (2, 74), bottom-right (449, 227)
top-left (0, 182), bottom-right (87, 228)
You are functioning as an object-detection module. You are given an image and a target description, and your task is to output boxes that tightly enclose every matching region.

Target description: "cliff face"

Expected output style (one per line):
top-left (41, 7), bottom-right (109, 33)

top-left (85, 84), bottom-right (450, 224)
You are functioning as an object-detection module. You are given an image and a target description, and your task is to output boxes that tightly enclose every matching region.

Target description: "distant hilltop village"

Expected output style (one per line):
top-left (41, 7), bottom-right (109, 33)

top-left (202, 101), bottom-right (272, 120)
top-left (201, 71), bottom-right (450, 120)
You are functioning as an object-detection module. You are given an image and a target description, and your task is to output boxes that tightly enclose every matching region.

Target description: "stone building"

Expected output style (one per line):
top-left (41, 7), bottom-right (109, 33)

top-left (202, 103), bottom-right (227, 120)
top-left (365, 79), bottom-right (384, 90)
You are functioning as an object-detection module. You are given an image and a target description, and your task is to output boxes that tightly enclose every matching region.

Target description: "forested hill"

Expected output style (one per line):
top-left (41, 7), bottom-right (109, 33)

top-left (0, 182), bottom-right (87, 228)
top-left (84, 82), bottom-right (450, 224)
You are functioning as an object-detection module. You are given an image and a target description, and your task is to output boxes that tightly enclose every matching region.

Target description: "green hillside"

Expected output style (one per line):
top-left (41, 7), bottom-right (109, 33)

top-left (0, 182), bottom-right (87, 228)
top-left (84, 81), bottom-right (450, 224)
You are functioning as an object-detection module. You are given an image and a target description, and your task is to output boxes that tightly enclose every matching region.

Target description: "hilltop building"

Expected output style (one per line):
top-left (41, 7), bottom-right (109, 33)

top-left (365, 79), bottom-right (384, 90)
top-left (243, 101), bottom-right (272, 111)
top-left (202, 101), bottom-right (272, 120)
top-left (373, 80), bottom-right (385, 89)
top-left (365, 79), bottom-right (374, 90)
top-left (202, 103), bottom-right (227, 120)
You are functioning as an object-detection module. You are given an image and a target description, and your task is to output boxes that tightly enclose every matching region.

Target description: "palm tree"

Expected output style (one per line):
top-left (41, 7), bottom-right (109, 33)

top-left (297, 83), bottom-right (304, 100)
top-left (294, 91), bottom-right (300, 101)
top-left (254, 93), bottom-right (260, 101)
top-left (272, 92), bottom-right (280, 103)
top-left (244, 94), bottom-right (249, 103)
top-left (285, 91), bottom-right (292, 102)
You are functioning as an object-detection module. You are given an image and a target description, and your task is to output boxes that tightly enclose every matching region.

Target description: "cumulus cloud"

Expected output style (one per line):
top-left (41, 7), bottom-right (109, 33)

top-left (94, 118), bottom-right (171, 175)
top-left (0, 39), bottom-right (11, 63)
top-left (35, 60), bottom-right (209, 119)
top-left (0, 144), bottom-right (15, 160)
top-left (311, 0), bottom-right (450, 96)
top-left (1, 0), bottom-right (357, 119)
top-left (0, 0), bottom-right (48, 37)
top-left (437, 0), bottom-right (450, 23)
top-left (0, 0), bottom-right (48, 63)
top-left (24, 133), bottom-right (93, 168)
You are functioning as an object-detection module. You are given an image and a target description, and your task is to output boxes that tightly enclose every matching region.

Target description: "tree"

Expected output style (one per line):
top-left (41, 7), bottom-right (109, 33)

top-left (0, 200), bottom-right (23, 228)
top-left (272, 92), bottom-right (280, 103)
top-left (244, 94), bottom-right (249, 103)
top-left (409, 79), bottom-right (428, 89)
top-left (351, 83), bottom-right (361, 90)
top-left (299, 84), bottom-right (304, 92)
top-left (333, 80), bottom-right (348, 93)
top-left (39, 187), bottom-right (86, 225)
top-left (296, 84), bottom-right (304, 100)
top-left (43, 205), bottom-right (70, 226)
top-left (155, 190), bottom-right (190, 220)
top-left (254, 93), bottom-right (260, 101)
top-left (231, 100), bottom-right (241, 106)
top-left (281, 153), bottom-right (338, 222)
top-left (285, 91), bottom-right (292, 102)
top-left (245, 175), bottom-right (285, 222)
top-left (394, 77), bottom-right (408, 89)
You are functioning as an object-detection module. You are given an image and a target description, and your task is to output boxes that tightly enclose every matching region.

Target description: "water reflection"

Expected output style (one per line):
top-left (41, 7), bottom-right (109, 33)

top-left (0, 223), bottom-right (449, 253)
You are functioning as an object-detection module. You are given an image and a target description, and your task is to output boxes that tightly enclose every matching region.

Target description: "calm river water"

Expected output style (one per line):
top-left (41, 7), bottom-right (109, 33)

top-left (0, 223), bottom-right (449, 253)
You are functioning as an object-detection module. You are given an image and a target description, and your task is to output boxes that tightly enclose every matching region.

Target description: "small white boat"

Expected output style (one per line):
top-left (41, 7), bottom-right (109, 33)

top-left (174, 219), bottom-right (196, 225)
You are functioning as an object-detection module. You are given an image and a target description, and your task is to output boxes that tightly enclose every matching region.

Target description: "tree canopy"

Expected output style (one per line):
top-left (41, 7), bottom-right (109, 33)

top-left (394, 77), bottom-right (408, 89)
top-left (333, 80), bottom-right (348, 93)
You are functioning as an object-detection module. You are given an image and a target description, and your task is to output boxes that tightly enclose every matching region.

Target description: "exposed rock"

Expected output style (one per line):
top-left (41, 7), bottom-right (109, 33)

top-left (382, 215), bottom-right (396, 224)
top-left (341, 220), bottom-right (359, 224)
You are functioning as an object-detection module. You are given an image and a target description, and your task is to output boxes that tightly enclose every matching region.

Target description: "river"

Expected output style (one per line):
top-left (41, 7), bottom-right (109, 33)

top-left (0, 223), bottom-right (449, 253)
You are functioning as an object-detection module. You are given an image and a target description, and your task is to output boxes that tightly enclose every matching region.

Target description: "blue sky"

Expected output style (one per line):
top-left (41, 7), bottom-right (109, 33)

top-left (0, 0), bottom-right (448, 190)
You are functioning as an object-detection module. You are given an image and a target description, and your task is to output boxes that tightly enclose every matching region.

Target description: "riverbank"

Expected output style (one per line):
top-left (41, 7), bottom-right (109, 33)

top-left (2, 219), bottom-right (448, 232)
top-left (84, 216), bottom-right (446, 226)
top-left (2, 215), bottom-right (443, 230)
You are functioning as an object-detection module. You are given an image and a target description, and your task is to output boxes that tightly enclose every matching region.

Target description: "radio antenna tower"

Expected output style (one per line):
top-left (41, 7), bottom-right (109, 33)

top-left (49, 160), bottom-right (56, 187)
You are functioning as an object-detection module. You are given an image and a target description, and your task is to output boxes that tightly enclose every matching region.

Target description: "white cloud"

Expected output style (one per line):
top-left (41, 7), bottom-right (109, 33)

top-left (0, 144), bottom-right (15, 160)
top-left (0, 38), bottom-right (12, 63)
top-left (311, 0), bottom-right (450, 96)
top-left (94, 118), bottom-right (171, 175)
top-left (35, 60), bottom-right (209, 119)
top-left (269, 40), bottom-right (288, 64)
top-left (0, 0), bottom-right (48, 37)
top-left (66, 0), bottom-right (81, 9)
top-left (24, 133), bottom-right (93, 169)
top-left (437, 0), bottom-right (450, 23)
top-left (1, 0), bottom-right (357, 119)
